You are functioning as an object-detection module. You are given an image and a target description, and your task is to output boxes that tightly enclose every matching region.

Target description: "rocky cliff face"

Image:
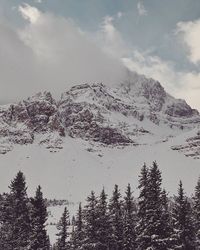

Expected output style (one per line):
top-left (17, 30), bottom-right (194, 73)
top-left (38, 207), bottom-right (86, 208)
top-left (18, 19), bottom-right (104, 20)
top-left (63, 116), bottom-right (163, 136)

top-left (0, 72), bottom-right (200, 155)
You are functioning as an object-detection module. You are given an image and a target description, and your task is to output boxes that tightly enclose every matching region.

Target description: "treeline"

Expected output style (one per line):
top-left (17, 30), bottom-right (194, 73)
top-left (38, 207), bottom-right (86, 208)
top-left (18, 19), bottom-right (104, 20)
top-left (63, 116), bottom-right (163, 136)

top-left (55, 162), bottom-right (200, 250)
top-left (0, 171), bottom-right (49, 249)
top-left (0, 162), bottom-right (200, 250)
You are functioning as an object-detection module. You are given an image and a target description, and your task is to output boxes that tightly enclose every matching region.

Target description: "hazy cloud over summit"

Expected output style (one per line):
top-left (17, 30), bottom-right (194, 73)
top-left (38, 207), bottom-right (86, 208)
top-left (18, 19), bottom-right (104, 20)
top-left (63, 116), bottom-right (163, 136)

top-left (0, 0), bottom-right (200, 110)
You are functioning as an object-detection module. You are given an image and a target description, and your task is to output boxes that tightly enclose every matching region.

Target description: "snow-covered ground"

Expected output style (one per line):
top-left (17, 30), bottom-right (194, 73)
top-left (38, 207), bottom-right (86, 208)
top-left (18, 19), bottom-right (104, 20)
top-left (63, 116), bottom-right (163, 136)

top-left (47, 202), bottom-right (78, 244)
top-left (0, 134), bottom-right (199, 201)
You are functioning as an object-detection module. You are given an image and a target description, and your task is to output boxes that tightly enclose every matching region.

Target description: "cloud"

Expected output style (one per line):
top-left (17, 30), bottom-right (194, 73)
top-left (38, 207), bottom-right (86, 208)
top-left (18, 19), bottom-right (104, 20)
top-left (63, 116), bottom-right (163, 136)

top-left (95, 15), bottom-right (129, 58)
top-left (94, 15), bottom-right (200, 111)
top-left (137, 1), bottom-right (147, 16)
top-left (1, 3), bottom-right (200, 111)
top-left (117, 12), bottom-right (123, 19)
top-left (123, 52), bottom-right (200, 110)
top-left (0, 4), bottom-right (126, 103)
top-left (176, 19), bottom-right (200, 65)
top-left (19, 3), bottom-right (40, 23)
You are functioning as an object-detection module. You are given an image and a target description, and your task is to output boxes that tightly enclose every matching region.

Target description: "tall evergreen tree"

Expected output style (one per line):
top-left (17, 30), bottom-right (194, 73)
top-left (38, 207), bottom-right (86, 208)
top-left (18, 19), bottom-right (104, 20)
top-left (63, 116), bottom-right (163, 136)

top-left (123, 183), bottom-right (137, 250)
top-left (0, 171), bottom-right (31, 250)
top-left (159, 189), bottom-right (174, 249)
top-left (70, 203), bottom-right (84, 250)
top-left (108, 185), bottom-right (124, 250)
top-left (172, 181), bottom-right (196, 250)
top-left (136, 163), bottom-right (149, 249)
top-left (193, 177), bottom-right (200, 247)
top-left (29, 185), bottom-right (49, 250)
top-left (96, 188), bottom-right (110, 250)
top-left (137, 162), bottom-right (172, 250)
top-left (144, 161), bottom-right (167, 249)
top-left (56, 207), bottom-right (70, 250)
top-left (82, 191), bottom-right (99, 250)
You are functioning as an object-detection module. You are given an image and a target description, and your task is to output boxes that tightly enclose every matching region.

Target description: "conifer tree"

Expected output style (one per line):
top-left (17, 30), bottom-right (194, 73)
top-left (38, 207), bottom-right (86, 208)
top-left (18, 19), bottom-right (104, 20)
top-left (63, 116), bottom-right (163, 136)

top-left (96, 188), bottom-right (110, 250)
top-left (29, 185), bottom-right (49, 250)
top-left (172, 181), bottom-right (196, 250)
top-left (0, 193), bottom-right (14, 250)
top-left (123, 183), bottom-right (137, 250)
top-left (56, 207), bottom-right (70, 250)
top-left (136, 164), bottom-right (149, 249)
top-left (193, 177), bottom-right (200, 247)
top-left (159, 189), bottom-right (174, 249)
top-left (0, 171), bottom-right (31, 250)
top-left (144, 161), bottom-right (166, 249)
top-left (82, 191), bottom-right (99, 249)
top-left (108, 185), bottom-right (124, 250)
top-left (137, 162), bottom-right (172, 250)
top-left (70, 203), bottom-right (84, 250)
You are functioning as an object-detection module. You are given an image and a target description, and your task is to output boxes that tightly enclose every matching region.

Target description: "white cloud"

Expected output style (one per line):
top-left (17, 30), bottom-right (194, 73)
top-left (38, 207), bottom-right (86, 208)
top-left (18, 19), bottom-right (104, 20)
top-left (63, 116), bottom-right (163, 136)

top-left (19, 4), bottom-right (40, 24)
top-left (117, 12), bottom-right (123, 19)
top-left (137, 1), bottom-right (147, 16)
top-left (95, 15), bottom-right (129, 58)
top-left (1, 4), bottom-right (200, 112)
top-left (95, 15), bottom-right (200, 111)
top-left (0, 5), bottom-right (126, 103)
top-left (123, 53), bottom-right (200, 110)
top-left (176, 19), bottom-right (200, 65)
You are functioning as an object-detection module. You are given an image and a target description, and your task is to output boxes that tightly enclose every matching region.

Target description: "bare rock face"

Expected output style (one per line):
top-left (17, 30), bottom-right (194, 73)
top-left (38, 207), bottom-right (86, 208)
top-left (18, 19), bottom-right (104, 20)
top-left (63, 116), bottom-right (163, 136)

top-left (1, 71), bottom-right (200, 154)
top-left (171, 131), bottom-right (200, 159)
top-left (0, 92), bottom-right (64, 153)
top-left (58, 88), bottom-right (132, 145)
top-left (165, 100), bottom-right (198, 118)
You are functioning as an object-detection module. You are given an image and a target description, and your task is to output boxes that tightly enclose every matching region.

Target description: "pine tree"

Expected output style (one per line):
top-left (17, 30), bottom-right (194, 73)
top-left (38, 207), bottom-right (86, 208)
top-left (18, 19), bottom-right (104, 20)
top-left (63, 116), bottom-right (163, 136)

top-left (123, 183), bottom-right (137, 250)
top-left (159, 189), bottom-right (174, 249)
top-left (137, 162), bottom-right (172, 250)
top-left (144, 161), bottom-right (166, 249)
top-left (82, 191), bottom-right (99, 250)
top-left (56, 207), bottom-right (70, 250)
top-left (194, 177), bottom-right (200, 247)
top-left (0, 171), bottom-right (31, 250)
top-left (96, 188), bottom-right (110, 250)
top-left (136, 163), bottom-right (149, 249)
top-left (0, 193), bottom-right (14, 250)
top-left (172, 181), bottom-right (196, 250)
top-left (29, 185), bottom-right (49, 250)
top-left (108, 184), bottom-right (124, 250)
top-left (70, 203), bottom-right (84, 250)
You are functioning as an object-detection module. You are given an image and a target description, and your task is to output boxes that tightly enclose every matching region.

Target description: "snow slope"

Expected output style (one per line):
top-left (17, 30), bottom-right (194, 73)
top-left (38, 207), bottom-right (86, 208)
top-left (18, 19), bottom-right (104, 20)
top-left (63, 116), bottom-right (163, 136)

top-left (0, 134), bottom-right (199, 201)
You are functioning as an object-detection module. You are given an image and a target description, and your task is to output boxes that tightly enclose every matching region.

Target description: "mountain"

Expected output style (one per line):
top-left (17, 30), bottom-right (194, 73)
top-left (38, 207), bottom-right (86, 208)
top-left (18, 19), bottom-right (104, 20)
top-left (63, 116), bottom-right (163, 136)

top-left (0, 71), bottom-right (200, 201)
top-left (0, 71), bottom-right (200, 153)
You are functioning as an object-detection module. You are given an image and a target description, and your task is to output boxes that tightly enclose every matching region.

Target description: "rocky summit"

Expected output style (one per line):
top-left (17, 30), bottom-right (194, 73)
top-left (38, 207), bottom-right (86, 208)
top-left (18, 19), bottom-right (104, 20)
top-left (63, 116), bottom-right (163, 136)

top-left (0, 72), bottom-right (200, 157)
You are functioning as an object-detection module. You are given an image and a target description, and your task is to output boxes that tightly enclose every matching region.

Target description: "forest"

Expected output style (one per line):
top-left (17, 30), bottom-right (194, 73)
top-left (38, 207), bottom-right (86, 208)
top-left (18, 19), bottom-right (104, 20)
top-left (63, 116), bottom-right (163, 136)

top-left (0, 162), bottom-right (199, 250)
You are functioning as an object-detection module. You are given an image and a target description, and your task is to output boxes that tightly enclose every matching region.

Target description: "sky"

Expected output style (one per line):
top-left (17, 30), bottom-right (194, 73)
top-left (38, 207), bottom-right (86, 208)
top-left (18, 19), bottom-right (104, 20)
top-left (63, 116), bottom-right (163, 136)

top-left (0, 0), bottom-right (200, 110)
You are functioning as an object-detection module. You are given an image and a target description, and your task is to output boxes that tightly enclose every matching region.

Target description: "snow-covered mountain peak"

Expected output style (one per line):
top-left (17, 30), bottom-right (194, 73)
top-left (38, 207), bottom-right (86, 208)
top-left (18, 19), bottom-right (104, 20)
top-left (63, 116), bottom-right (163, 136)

top-left (1, 72), bottom-right (200, 158)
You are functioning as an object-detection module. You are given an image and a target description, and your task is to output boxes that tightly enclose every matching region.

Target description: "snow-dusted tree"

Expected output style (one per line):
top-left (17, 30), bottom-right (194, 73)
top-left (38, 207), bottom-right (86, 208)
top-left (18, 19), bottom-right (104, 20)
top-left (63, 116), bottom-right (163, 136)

top-left (123, 183), bottom-right (137, 250)
top-left (29, 185), bottom-right (49, 250)
top-left (159, 189), bottom-right (174, 248)
top-left (137, 162), bottom-right (173, 250)
top-left (70, 203), bottom-right (84, 249)
top-left (0, 193), bottom-right (13, 250)
top-left (56, 207), bottom-right (70, 250)
top-left (172, 181), bottom-right (196, 250)
top-left (82, 191), bottom-right (99, 249)
top-left (108, 184), bottom-right (124, 250)
top-left (193, 177), bottom-right (200, 247)
top-left (0, 171), bottom-right (31, 250)
top-left (136, 163), bottom-right (149, 249)
top-left (96, 188), bottom-right (110, 250)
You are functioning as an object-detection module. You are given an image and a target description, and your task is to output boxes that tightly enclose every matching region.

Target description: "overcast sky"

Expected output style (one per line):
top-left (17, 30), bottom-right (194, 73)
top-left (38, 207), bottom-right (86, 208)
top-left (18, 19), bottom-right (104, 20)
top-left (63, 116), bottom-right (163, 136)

top-left (0, 0), bottom-right (200, 110)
